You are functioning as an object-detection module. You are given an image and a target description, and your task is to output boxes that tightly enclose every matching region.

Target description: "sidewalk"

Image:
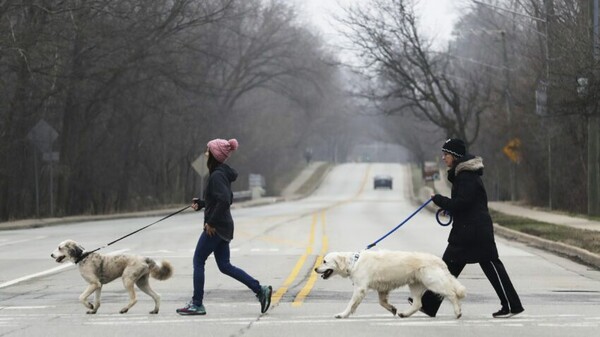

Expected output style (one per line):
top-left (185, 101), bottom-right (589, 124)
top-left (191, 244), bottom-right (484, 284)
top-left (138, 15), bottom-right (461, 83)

top-left (280, 161), bottom-right (329, 200)
top-left (487, 202), bottom-right (600, 232)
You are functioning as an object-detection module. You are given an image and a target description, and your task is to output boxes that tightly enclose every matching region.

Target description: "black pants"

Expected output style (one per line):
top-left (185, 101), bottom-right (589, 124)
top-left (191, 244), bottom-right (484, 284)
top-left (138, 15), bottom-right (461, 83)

top-left (421, 258), bottom-right (523, 316)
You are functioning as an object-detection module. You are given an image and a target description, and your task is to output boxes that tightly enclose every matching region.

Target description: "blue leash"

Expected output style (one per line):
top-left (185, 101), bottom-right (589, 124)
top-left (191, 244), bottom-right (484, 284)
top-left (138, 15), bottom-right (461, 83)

top-left (365, 198), bottom-right (453, 250)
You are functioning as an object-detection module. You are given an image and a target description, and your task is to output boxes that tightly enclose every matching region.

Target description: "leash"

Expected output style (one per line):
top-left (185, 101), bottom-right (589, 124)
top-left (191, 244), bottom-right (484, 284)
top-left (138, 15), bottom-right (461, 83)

top-left (436, 209), bottom-right (453, 226)
top-left (366, 199), bottom-right (433, 250)
top-left (365, 198), bottom-right (453, 250)
top-left (75, 205), bottom-right (191, 263)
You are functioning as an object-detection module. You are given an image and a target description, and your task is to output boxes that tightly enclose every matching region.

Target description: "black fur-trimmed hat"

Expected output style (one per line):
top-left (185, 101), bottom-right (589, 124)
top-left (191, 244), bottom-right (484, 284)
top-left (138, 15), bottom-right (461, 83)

top-left (442, 138), bottom-right (466, 158)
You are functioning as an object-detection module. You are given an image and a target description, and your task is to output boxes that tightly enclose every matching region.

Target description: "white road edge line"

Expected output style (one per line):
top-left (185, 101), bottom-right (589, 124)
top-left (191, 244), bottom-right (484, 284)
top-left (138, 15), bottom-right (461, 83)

top-left (0, 248), bottom-right (130, 289)
top-left (0, 264), bottom-right (74, 289)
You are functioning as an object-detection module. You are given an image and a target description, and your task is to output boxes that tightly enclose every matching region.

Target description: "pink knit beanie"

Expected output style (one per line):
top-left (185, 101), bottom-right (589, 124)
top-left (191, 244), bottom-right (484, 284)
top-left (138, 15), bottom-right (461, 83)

top-left (207, 138), bottom-right (239, 163)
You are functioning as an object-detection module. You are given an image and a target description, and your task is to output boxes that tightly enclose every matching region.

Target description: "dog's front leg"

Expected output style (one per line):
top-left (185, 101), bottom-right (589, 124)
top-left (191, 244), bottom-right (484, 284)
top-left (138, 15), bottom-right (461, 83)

top-left (79, 282), bottom-right (101, 314)
top-left (92, 286), bottom-right (102, 313)
top-left (335, 287), bottom-right (366, 319)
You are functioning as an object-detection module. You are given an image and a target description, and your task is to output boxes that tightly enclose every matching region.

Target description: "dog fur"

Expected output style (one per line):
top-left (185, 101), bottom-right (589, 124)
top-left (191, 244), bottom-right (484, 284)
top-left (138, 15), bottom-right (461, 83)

top-left (314, 250), bottom-right (466, 319)
top-left (51, 239), bottom-right (173, 314)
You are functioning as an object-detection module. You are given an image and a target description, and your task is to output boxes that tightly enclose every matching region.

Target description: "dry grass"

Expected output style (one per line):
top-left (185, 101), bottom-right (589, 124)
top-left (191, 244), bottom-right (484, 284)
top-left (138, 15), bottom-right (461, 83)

top-left (490, 210), bottom-right (600, 255)
top-left (295, 163), bottom-right (332, 196)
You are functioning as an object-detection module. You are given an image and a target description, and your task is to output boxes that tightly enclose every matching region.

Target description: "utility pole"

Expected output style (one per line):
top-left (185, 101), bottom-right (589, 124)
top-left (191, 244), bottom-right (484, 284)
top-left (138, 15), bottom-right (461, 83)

top-left (544, 0), bottom-right (553, 210)
top-left (589, 0), bottom-right (600, 216)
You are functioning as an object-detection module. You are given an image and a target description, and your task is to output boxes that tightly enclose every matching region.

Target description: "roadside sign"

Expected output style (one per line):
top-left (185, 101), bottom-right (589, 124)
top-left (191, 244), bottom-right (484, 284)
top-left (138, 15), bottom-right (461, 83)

top-left (191, 155), bottom-right (207, 177)
top-left (27, 119), bottom-right (58, 154)
top-left (503, 138), bottom-right (521, 163)
top-left (249, 174), bottom-right (265, 188)
top-left (535, 81), bottom-right (547, 116)
top-left (42, 152), bottom-right (60, 162)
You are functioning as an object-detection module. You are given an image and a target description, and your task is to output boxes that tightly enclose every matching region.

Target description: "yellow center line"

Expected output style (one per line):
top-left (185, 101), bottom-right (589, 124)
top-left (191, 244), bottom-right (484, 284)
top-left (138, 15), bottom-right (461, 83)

top-left (271, 213), bottom-right (317, 306)
top-left (272, 164), bottom-right (371, 308)
top-left (292, 211), bottom-right (328, 306)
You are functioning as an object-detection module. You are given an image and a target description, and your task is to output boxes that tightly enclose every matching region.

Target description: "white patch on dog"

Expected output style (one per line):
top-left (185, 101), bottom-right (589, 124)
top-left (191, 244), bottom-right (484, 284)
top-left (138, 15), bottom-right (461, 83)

top-left (50, 240), bottom-right (173, 314)
top-left (314, 250), bottom-right (466, 319)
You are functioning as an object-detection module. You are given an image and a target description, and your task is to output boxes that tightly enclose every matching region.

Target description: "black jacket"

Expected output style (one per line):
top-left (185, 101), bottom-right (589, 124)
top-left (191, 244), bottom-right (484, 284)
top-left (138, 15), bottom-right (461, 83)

top-left (201, 163), bottom-right (237, 241)
top-left (432, 155), bottom-right (499, 263)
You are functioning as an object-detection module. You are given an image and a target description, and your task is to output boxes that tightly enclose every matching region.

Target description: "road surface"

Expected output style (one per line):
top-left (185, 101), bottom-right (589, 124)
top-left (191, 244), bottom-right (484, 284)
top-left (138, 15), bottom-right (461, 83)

top-left (1, 163), bottom-right (600, 336)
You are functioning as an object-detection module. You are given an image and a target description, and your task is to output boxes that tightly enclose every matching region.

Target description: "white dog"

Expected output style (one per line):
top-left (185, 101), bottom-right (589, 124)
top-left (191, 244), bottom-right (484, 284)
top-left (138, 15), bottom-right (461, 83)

top-left (314, 250), bottom-right (466, 319)
top-left (51, 240), bottom-right (173, 314)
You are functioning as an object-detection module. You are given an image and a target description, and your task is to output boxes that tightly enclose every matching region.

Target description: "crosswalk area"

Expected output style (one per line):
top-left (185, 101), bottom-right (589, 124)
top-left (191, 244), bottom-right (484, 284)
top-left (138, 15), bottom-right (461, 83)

top-left (1, 306), bottom-right (600, 329)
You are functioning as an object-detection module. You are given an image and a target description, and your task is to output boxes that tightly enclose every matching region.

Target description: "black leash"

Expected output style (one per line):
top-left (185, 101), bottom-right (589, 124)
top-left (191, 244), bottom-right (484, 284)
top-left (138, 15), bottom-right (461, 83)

top-left (75, 205), bottom-right (191, 263)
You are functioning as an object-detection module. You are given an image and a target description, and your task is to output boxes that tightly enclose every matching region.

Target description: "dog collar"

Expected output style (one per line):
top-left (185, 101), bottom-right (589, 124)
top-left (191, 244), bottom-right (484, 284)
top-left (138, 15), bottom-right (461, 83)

top-left (349, 252), bottom-right (360, 270)
top-left (74, 251), bottom-right (91, 264)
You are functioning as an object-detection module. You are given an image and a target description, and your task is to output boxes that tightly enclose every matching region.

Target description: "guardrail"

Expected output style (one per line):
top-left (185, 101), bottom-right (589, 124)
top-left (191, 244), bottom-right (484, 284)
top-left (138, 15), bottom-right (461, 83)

top-left (233, 190), bottom-right (252, 201)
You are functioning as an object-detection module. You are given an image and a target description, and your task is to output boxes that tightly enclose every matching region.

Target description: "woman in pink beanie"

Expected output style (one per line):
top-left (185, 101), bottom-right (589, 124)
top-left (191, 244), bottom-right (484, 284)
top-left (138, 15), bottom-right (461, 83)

top-left (206, 138), bottom-right (238, 163)
top-left (177, 138), bottom-right (272, 316)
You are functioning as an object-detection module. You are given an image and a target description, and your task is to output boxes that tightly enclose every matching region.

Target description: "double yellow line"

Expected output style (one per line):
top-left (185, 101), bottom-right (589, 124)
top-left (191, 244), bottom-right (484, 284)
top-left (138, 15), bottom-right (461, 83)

top-left (271, 211), bottom-right (328, 307)
top-left (271, 164), bottom-right (372, 307)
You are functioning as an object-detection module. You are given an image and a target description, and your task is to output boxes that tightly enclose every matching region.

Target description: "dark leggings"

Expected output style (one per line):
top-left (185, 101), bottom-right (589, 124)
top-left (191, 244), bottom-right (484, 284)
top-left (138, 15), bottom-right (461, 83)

top-left (421, 258), bottom-right (523, 316)
top-left (192, 231), bottom-right (261, 306)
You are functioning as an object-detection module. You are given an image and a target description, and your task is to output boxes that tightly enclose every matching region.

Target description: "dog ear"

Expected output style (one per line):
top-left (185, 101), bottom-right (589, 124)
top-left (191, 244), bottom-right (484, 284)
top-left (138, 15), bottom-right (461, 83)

top-left (69, 244), bottom-right (84, 259)
top-left (335, 254), bottom-right (349, 273)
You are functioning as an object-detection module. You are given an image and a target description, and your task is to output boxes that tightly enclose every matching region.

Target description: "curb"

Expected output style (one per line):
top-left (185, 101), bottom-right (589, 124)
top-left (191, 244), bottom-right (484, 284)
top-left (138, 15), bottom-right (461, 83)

top-left (493, 224), bottom-right (600, 268)
top-left (0, 198), bottom-right (283, 231)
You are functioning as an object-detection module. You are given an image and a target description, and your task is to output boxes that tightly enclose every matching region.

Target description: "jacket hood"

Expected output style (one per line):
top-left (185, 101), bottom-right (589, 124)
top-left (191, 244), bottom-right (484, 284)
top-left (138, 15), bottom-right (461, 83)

top-left (455, 155), bottom-right (484, 176)
top-left (215, 163), bottom-right (238, 182)
top-left (447, 154), bottom-right (484, 182)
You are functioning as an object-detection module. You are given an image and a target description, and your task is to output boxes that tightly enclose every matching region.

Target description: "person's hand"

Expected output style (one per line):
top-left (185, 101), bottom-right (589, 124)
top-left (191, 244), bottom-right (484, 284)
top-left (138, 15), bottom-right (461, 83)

top-left (204, 223), bottom-right (217, 237)
top-left (431, 194), bottom-right (444, 206)
top-left (191, 198), bottom-right (201, 211)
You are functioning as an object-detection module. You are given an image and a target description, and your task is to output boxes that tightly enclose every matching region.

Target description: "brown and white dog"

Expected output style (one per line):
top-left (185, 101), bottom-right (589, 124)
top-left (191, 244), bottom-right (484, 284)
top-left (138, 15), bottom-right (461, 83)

top-left (314, 250), bottom-right (466, 319)
top-left (51, 240), bottom-right (173, 314)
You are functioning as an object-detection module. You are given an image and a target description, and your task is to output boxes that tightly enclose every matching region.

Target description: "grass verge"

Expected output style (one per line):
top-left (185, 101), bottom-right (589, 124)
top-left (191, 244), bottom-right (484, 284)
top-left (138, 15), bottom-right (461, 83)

top-left (491, 210), bottom-right (600, 255)
top-left (295, 163), bottom-right (332, 196)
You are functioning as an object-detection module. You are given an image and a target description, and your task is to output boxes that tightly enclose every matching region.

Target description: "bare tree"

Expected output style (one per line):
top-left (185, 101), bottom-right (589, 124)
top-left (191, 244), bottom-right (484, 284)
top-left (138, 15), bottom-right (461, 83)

top-left (338, 0), bottom-right (493, 147)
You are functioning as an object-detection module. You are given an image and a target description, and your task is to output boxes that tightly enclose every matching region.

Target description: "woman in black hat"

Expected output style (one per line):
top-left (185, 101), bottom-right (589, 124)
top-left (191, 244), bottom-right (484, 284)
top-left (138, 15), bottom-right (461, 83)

top-left (416, 138), bottom-right (524, 318)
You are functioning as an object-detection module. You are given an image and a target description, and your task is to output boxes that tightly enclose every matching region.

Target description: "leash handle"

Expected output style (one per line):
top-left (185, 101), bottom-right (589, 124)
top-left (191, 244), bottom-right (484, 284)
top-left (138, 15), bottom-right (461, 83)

top-left (87, 205), bottom-right (191, 254)
top-left (436, 209), bottom-right (453, 226)
top-left (366, 198), bottom-right (433, 250)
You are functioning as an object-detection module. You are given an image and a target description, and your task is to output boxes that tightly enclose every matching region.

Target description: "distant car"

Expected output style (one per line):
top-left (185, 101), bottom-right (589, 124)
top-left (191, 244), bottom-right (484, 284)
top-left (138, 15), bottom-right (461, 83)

top-left (373, 175), bottom-right (393, 189)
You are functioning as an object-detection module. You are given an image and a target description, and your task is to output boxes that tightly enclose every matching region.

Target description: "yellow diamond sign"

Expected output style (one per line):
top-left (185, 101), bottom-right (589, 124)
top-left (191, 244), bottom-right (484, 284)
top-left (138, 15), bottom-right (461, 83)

top-left (503, 138), bottom-right (521, 163)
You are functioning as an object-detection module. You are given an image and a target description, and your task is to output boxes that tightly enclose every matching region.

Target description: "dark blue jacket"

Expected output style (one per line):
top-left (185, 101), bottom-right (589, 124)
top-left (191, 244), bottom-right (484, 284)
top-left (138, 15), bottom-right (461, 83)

top-left (432, 154), bottom-right (499, 263)
top-left (200, 163), bottom-right (237, 241)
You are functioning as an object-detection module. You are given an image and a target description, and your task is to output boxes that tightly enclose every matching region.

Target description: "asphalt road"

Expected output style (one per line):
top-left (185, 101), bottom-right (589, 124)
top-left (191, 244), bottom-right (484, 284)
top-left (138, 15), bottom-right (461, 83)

top-left (1, 163), bottom-right (600, 337)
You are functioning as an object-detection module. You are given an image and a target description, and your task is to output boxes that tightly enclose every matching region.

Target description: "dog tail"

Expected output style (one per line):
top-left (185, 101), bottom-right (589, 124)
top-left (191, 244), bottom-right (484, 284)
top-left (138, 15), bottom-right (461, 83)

top-left (147, 258), bottom-right (173, 280)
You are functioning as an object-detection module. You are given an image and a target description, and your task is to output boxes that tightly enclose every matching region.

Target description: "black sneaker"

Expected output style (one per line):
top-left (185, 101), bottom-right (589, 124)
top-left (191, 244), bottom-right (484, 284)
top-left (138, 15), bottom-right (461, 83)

top-left (257, 285), bottom-right (272, 313)
top-left (493, 307), bottom-right (524, 318)
top-left (408, 297), bottom-right (436, 318)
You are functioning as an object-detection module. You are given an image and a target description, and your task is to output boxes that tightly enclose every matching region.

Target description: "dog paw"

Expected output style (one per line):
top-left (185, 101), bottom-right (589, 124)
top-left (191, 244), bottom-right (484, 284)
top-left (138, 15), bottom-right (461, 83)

top-left (456, 313), bottom-right (462, 319)
top-left (391, 307), bottom-right (397, 316)
top-left (86, 310), bottom-right (97, 314)
top-left (119, 308), bottom-right (129, 314)
top-left (398, 312), bottom-right (408, 318)
top-left (150, 309), bottom-right (159, 314)
top-left (84, 302), bottom-right (94, 310)
top-left (334, 313), bottom-right (347, 319)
